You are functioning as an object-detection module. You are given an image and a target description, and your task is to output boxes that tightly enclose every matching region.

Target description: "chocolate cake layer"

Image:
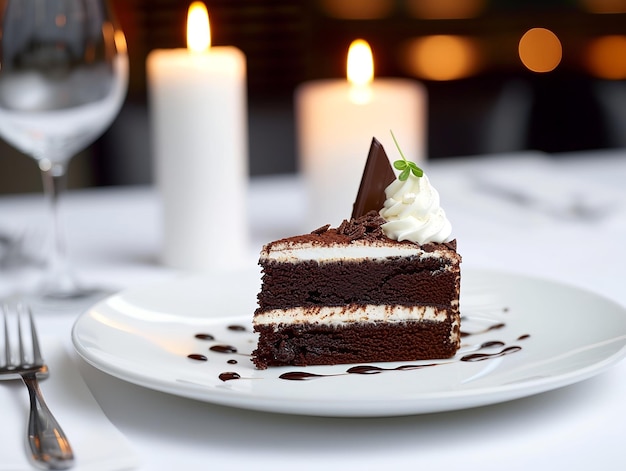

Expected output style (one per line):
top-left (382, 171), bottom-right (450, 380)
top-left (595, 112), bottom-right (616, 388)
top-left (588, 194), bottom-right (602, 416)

top-left (253, 318), bottom-right (460, 368)
top-left (257, 258), bottom-right (459, 311)
top-left (252, 211), bottom-right (462, 369)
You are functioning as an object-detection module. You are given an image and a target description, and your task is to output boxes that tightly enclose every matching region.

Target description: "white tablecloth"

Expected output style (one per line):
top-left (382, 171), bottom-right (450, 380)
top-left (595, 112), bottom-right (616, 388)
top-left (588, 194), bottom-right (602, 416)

top-left (1, 149), bottom-right (625, 471)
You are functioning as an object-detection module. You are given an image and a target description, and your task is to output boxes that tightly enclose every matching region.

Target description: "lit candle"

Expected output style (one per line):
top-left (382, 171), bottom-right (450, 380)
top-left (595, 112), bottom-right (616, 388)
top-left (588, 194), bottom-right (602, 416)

top-left (295, 39), bottom-right (426, 226)
top-left (146, 2), bottom-right (248, 271)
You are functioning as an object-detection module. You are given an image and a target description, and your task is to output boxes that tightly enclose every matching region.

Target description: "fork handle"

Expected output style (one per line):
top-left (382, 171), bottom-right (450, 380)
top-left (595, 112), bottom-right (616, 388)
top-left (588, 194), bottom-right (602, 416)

top-left (21, 372), bottom-right (75, 470)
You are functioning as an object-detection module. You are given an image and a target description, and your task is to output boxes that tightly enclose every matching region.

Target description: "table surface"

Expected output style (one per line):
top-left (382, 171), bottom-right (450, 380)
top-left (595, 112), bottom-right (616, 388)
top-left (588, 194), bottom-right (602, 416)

top-left (1, 149), bottom-right (625, 471)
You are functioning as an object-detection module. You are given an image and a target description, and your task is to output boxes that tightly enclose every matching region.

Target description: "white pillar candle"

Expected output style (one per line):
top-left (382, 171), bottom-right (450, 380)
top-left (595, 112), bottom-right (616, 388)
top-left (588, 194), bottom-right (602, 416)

top-left (147, 2), bottom-right (248, 271)
top-left (296, 39), bottom-right (426, 226)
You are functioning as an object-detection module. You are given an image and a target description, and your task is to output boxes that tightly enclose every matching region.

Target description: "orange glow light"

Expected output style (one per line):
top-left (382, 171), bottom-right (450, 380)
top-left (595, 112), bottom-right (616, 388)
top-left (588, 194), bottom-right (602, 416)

top-left (585, 35), bottom-right (626, 79)
top-left (319, 0), bottom-right (394, 19)
top-left (580, 0), bottom-right (626, 14)
top-left (406, 0), bottom-right (486, 19)
top-left (518, 28), bottom-right (562, 73)
top-left (187, 2), bottom-right (211, 53)
top-left (401, 35), bottom-right (481, 81)
top-left (347, 39), bottom-right (374, 104)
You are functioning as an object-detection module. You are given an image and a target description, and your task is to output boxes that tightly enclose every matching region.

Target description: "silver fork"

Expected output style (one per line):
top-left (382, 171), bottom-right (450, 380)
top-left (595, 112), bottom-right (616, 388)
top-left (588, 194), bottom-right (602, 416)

top-left (1, 303), bottom-right (74, 470)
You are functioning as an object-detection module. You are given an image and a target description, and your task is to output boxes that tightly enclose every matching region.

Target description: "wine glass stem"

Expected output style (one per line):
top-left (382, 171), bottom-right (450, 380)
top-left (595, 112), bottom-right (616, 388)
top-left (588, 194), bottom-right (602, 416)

top-left (39, 160), bottom-right (78, 295)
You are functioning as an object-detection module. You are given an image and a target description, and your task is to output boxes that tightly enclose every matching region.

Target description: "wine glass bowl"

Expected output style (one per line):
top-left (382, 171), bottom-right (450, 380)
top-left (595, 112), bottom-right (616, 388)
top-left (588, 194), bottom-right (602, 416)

top-left (0, 0), bottom-right (128, 301)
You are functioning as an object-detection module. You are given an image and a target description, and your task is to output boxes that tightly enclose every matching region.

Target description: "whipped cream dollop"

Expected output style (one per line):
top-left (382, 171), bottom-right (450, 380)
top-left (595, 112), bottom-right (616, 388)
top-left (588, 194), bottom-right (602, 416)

top-left (379, 172), bottom-right (452, 244)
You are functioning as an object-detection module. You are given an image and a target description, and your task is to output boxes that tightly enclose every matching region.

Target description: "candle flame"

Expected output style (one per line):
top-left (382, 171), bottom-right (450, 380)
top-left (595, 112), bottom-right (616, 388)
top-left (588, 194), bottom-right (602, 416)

top-left (347, 39), bottom-right (374, 104)
top-left (187, 2), bottom-right (211, 53)
top-left (347, 39), bottom-right (374, 86)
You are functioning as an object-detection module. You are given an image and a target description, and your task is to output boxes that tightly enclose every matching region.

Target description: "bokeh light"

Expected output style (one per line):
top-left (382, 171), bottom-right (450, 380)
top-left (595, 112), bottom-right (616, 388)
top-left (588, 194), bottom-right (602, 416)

top-left (585, 35), bottom-right (626, 79)
top-left (401, 35), bottom-right (482, 81)
top-left (518, 28), bottom-right (562, 73)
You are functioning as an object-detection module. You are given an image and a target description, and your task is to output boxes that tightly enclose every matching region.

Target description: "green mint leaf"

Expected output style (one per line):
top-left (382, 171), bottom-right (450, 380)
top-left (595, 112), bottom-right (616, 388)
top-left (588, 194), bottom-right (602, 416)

top-left (399, 168), bottom-right (410, 181)
top-left (409, 163), bottom-right (424, 177)
top-left (394, 160), bottom-right (407, 171)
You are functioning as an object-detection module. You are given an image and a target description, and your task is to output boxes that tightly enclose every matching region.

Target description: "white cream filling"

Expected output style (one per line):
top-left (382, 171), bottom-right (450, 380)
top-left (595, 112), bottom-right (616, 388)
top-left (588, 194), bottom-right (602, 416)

top-left (262, 240), bottom-right (456, 263)
top-left (450, 315), bottom-right (461, 346)
top-left (253, 304), bottom-right (450, 326)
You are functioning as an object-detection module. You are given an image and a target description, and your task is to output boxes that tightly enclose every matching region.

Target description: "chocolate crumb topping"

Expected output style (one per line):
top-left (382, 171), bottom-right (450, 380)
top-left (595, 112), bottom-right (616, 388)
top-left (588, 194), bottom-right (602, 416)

top-left (265, 211), bottom-right (458, 257)
top-left (337, 211), bottom-right (386, 241)
top-left (311, 224), bottom-right (331, 235)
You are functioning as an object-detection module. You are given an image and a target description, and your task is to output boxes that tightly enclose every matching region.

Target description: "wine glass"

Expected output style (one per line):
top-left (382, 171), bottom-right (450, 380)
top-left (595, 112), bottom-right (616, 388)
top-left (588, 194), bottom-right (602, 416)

top-left (0, 0), bottom-right (128, 303)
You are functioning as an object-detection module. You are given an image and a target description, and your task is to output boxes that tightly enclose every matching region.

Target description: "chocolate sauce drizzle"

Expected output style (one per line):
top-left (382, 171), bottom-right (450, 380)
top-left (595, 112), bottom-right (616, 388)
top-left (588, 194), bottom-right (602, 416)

top-left (187, 354), bottom-right (208, 361)
top-left (210, 345), bottom-right (238, 354)
top-left (227, 325), bottom-right (247, 332)
top-left (187, 325), bottom-right (249, 369)
top-left (218, 372), bottom-right (241, 382)
top-left (460, 346), bottom-right (522, 363)
top-left (460, 322), bottom-right (505, 338)
top-left (278, 363), bottom-right (441, 381)
top-left (277, 341), bottom-right (526, 381)
top-left (186, 313), bottom-right (531, 383)
top-left (195, 333), bottom-right (215, 340)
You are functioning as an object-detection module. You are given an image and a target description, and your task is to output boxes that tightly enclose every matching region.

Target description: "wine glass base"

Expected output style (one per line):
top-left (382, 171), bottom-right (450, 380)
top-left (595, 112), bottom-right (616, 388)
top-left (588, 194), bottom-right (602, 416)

top-left (26, 280), bottom-right (116, 312)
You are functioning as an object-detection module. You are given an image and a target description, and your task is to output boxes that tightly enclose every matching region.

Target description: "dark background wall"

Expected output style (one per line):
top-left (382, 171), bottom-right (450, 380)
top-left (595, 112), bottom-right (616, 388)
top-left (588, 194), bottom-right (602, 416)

top-left (2, 0), bottom-right (626, 193)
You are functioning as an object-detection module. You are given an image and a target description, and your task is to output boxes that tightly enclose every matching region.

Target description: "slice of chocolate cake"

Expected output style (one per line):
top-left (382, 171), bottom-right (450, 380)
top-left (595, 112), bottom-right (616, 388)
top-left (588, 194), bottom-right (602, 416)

top-left (252, 137), bottom-right (461, 369)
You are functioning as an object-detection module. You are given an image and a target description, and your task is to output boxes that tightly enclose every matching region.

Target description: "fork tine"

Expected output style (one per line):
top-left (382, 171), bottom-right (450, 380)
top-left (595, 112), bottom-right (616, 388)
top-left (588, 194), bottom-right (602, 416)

top-left (17, 304), bottom-right (26, 366)
top-left (0, 303), bottom-right (43, 370)
top-left (23, 303), bottom-right (42, 365)
top-left (1, 304), bottom-right (8, 368)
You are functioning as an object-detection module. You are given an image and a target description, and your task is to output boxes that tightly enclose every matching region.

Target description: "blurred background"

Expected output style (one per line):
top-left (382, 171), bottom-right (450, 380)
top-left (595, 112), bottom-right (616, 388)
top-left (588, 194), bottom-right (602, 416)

top-left (2, 0), bottom-right (626, 194)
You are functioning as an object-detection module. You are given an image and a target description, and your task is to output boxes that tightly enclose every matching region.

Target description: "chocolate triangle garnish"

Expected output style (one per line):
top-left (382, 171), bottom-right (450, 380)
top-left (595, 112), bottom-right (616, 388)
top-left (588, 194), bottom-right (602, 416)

top-left (351, 137), bottom-right (396, 219)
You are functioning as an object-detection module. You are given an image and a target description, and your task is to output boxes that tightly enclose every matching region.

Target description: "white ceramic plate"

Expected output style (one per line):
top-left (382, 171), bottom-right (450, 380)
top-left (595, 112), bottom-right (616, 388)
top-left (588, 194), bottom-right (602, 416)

top-left (71, 269), bottom-right (626, 417)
